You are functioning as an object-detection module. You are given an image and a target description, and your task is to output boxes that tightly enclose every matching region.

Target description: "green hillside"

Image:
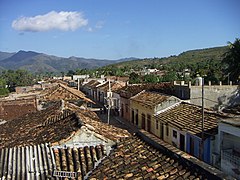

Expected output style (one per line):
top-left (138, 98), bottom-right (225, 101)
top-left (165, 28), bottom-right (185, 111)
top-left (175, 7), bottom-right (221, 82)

top-left (104, 46), bottom-right (228, 70)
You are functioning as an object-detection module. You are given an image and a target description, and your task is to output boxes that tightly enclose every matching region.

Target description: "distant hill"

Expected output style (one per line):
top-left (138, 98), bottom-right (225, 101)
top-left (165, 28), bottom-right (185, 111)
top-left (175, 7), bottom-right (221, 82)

top-left (0, 46), bottom-right (228, 73)
top-left (0, 52), bottom-right (15, 61)
top-left (104, 46), bottom-right (228, 69)
top-left (0, 50), bottom-right (137, 73)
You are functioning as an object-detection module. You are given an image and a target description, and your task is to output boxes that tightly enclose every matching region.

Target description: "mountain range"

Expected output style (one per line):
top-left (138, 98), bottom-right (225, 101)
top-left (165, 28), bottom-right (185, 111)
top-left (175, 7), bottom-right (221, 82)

top-left (0, 46), bottom-right (228, 73)
top-left (0, 50), bottom-right (137, 73)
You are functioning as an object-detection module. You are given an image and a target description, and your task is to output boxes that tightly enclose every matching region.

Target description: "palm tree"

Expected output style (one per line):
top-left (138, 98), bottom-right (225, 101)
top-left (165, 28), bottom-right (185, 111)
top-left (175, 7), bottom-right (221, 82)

top-left (222, 38), bottom-right (240, 83)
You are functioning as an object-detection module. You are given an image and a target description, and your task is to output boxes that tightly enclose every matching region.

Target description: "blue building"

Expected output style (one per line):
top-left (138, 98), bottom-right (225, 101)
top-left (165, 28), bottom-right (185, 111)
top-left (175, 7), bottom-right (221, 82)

top-left (186, 133), bottom-right (213, 163)
top-left (155, 102), bottom-right (224, 165)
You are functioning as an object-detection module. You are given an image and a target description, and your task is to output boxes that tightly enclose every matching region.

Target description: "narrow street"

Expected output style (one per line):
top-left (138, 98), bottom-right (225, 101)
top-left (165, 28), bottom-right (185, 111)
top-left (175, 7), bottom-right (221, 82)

top-left (87, 102), bottom-right (138, 134)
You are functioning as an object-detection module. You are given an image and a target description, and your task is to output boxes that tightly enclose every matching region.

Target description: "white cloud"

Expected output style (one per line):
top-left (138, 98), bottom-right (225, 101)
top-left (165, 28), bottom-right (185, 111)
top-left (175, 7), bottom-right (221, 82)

top-left (12, 11), bottom-right (88, 32)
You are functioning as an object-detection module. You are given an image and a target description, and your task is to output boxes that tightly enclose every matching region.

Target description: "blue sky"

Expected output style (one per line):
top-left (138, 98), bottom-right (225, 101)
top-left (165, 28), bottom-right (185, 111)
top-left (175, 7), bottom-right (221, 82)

top-left (0, 0), bottom-right (239, 60)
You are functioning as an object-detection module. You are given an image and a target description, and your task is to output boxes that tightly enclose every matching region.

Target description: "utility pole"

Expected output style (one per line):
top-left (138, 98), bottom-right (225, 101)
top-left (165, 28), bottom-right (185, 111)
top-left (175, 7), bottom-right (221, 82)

top-left (107, 80), bottom-right (111, 124)
top-left (201, 77), bottom-right (205, 161)
top-left (105, 80), bottom-right (117, 125)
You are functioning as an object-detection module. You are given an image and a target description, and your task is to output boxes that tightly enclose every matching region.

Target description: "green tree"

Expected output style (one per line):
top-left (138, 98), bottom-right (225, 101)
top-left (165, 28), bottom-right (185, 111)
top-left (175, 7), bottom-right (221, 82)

top-left (129, 72), bottom-right (141, 84)
top-left (0, 77), bottom-right (9, 96)
top-left (1, 69), bottom-right (35, 92)
top-left (143, 74), bottom-right (159, 83)
top-left (222, 38), bottom-right (240, 83)
top-left (162, 71), bottom-right (178, 82)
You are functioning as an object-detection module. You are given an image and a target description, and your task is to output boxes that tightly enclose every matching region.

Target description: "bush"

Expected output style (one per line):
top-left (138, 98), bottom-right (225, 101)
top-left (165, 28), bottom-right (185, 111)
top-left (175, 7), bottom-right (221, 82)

top-left (0, 88), bottom-right (9, 97)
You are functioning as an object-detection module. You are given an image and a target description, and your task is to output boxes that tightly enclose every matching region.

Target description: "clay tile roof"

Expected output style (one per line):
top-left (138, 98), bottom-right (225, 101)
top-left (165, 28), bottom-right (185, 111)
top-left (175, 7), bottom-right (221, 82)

top-left (120, 82), bottom-right (173, 98)
top-left (131, 91), bottom-right (170, 107)
top-left (53, 145), bottom-right (107, 179)
top-left (88, 135), bottom-right (216, 179)
top-left (0, 102), bottom-right (81, 148)
top-left (98, 82), bottom-right (124, 92)
top-left (41, 83), bottom-right (94, 103)
top-left (0, 99), bottom-right (130, 149)
top-left (66, 103), bottom-right (131, 142)
top-left (155, 102), bottom-right (226, 138)
top-left (84, 80), bottom-right (101, 88)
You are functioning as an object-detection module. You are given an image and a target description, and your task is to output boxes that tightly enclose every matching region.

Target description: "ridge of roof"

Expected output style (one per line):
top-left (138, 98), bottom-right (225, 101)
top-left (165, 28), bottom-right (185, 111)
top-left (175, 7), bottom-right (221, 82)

top-left (66, 103), bottom-right (131, 142)
top-left (41, 83), bottom-right (94, 103)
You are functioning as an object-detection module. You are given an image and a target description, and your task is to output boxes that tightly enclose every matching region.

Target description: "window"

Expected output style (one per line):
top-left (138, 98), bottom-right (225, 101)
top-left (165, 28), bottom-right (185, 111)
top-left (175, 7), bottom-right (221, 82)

top-left (147, 114), bottom-right (151, 132)
top-left (135, 109), bottom-right (139, 126)
top-left (156, 120), bottom-right (159, 129)
top-left (131, 109), bottom-right (134, 124)
top-left (173, 130), bottom-right (177, 138)
top-left (141, 113), bottom-right (146, 130)
top-left (166, 125), bottom-right (169, 136)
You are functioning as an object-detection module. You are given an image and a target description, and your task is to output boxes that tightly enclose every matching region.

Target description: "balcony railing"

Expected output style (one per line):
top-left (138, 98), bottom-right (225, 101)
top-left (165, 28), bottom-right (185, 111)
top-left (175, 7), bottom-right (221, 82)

top-left (222, 149), bottom-right (240, 167)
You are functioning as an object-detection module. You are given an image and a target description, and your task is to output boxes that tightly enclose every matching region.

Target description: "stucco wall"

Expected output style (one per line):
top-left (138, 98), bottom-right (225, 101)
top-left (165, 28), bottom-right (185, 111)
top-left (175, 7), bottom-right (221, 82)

top-left (174, 84), bottom-right (239, 109)
top-left (190, 85), bottom-right (238, 109)
top-left (130, 99), bottom-right (155, 132)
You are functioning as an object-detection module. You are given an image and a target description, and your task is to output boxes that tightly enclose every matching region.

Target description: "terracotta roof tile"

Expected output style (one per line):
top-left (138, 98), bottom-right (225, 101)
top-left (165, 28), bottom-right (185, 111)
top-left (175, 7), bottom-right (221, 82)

top-left (0, 102), bottom-right (80, 148)
top-left (97, 82), bottom-right (124, 92)
top-left (120, 83), bottom-right (173, 98)
top-left (53, 145), bottom-right (107, 179)
top-left (0, 102), bottom-right (131, 149)
top-left (88, 136), bottom-right (213, 179)
top-left (66, 103), bottom-right (131, 142)
top-left (84, 80), bottom-right (101, 89)
top-left (131, 91), bottom-right (170, 107)
top-left (155, 102), bottom-right (226, 138)
top-left (41, 83), bottom-right (93, 103)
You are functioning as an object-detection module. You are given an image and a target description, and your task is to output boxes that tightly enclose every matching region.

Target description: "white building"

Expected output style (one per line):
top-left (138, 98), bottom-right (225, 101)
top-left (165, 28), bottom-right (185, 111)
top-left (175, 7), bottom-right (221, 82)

top-left (72, 75), bottom-right (90, 81)
top-left (217, 118), bottom-right (240, 179)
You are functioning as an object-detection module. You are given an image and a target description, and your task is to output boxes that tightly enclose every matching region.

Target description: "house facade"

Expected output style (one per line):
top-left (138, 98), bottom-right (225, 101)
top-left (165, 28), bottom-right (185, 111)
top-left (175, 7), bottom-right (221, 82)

top-left (119, 83), bottom-right (173, 122)
top-left (130, 91), bottom-right (181, 135)
top-left (155, 102), bottom-right (223, 164)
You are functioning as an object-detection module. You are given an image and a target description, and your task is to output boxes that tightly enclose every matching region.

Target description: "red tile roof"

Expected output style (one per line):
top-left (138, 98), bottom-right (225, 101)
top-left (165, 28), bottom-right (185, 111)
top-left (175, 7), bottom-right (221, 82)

top-left (131, 91), bottom-right (170, 107)
top-left (120, 82), bottom-right (173, 98)
top-left (88, 135), bottom-right (221, 179)
top-left (155, 102), bottom-right (226, 138)
top-left (0, 101), bottom-right (131, 149)
top-left (41, 83), bottom-right (94, 103)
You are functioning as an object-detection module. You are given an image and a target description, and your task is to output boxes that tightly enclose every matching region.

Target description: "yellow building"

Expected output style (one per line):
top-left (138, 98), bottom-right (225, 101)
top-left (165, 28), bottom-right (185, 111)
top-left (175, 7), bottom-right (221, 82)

top-left (130, 90), bottom-right (181, 138)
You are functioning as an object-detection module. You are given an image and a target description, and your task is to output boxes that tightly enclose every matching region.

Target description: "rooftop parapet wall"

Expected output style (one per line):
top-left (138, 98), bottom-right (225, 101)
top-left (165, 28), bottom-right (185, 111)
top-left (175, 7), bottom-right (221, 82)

top-left (174, 81), bottom-right (239, 109)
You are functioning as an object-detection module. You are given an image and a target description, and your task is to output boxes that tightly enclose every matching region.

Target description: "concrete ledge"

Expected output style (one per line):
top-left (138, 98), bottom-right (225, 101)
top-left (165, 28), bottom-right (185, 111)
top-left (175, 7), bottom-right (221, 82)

top-left (137, 129), bottom-right (235, 180)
